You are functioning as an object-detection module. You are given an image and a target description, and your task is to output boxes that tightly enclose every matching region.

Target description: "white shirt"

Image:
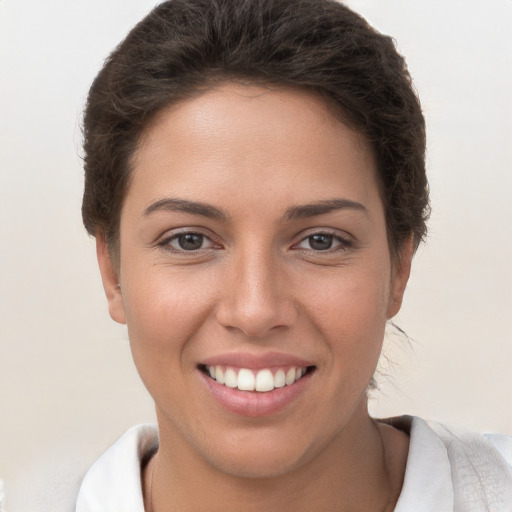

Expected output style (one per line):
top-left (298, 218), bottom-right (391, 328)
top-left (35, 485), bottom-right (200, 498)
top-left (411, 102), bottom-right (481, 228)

top-left (0, 478), bottom-right (6, 512)
top-left (76, 416), bottom-right (512, 512)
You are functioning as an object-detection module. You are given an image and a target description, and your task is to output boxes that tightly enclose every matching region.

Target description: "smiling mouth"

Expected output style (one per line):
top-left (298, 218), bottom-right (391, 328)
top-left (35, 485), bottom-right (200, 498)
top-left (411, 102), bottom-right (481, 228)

top-left (199, 365), bottom-right (316, 392)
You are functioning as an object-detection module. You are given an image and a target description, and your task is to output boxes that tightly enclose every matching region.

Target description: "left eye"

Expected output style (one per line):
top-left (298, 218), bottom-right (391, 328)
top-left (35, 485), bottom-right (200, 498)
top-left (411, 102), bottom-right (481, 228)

top-left (296, 233), bottom-right (344, 251)
top-left (167, 233), bottom-right (213, 251)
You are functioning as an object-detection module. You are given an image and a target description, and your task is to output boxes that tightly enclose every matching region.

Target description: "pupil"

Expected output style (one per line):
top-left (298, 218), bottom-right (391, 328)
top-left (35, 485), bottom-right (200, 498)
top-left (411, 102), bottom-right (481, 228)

top-left (178, 233), bottom-right (203, 250)
top-left (309, 234), bottom-right (333, 250)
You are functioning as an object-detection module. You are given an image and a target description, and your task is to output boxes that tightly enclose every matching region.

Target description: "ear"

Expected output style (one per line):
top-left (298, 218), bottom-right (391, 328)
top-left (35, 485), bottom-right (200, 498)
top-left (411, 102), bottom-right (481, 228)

top-left (96, 235), bottom-right (127, 324)
top-left (387, 236), bottom-right (414, 319)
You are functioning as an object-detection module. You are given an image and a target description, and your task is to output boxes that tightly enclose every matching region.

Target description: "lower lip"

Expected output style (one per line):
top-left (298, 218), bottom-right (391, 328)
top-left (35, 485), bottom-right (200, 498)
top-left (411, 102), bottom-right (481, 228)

top-left (199, 370), bottom-right (312, 417)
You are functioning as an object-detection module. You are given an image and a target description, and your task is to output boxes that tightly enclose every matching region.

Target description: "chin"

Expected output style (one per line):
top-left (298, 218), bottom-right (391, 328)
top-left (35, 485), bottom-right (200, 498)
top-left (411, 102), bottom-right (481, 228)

top-left (197, 427), bottom-right (326, 480)
top-left (209, 449), bottom-right (306, 480)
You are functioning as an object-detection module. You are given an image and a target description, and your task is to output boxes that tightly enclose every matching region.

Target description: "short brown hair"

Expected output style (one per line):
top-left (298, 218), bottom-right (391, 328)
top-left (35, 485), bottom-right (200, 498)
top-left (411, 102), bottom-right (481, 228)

top-left (82, 0), bottom-right (429, 256)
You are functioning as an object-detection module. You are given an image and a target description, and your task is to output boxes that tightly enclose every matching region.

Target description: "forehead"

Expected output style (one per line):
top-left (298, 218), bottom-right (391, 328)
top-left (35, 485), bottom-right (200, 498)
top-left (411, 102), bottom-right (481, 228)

top-left (138, 83), bottom-right (373, 158)
top-left (128, 83), bottom-right (380, 215)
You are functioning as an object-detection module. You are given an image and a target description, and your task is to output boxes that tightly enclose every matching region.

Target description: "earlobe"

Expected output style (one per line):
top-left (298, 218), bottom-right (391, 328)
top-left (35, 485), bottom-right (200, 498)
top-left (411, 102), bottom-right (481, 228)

top-left (387, 237), bottom-right (414, 319)
top-left (96, 235), bottom-right (127, 325)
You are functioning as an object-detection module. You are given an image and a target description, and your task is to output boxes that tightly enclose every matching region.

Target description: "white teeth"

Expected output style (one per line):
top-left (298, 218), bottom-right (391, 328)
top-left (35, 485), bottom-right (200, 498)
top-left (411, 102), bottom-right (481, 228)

top-left (207, 365), bottom-right (308, 392)
top-left (215, 366), bottom-right (225, 384)
top-left (274, 369), bottom-right (286, 388)
top-left (224, 368), bottom-right (237, 388)
top-left (285, 368), bottom-right (296, 385)
top-left (255, 369), bottom-right (274, 392)
top-left (237, 368), bottom-right (255, 391)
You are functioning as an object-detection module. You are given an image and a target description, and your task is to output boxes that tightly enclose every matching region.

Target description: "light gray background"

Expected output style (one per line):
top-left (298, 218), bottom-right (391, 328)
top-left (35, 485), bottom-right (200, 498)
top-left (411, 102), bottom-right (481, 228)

top-left (1, 1), bottom-right (511, 510)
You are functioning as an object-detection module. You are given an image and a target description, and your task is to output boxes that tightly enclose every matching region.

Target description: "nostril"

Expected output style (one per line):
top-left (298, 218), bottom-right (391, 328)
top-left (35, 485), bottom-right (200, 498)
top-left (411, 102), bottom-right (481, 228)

top-left (215, 297), bottom-right (298, 338)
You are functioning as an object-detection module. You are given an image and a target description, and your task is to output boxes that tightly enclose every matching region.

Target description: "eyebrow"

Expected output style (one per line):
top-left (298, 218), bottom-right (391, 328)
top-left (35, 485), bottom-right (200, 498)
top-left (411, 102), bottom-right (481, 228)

top-left (143, 197), bottom-right (367, 221)
top-left (284, 198), bottom-right (368, 220)
top-left (143, 198), bottom-right (227, 220)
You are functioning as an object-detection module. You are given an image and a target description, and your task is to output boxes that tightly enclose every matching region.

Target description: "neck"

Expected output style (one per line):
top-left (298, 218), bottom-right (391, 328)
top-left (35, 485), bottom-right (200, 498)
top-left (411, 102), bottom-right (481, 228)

top-left (144, 402), bottom-right (408, 512)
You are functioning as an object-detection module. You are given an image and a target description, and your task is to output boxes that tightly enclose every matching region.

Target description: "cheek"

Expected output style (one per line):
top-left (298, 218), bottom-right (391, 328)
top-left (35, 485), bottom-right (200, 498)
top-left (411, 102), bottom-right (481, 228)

top-left (120, 266), bottom-right (220, 373)
top-left (302, 264), bottom-right (391, 363)
top-left (121, 280), bottom-right (201, 413)
top-left (124, 286), bottom-right (194, 347)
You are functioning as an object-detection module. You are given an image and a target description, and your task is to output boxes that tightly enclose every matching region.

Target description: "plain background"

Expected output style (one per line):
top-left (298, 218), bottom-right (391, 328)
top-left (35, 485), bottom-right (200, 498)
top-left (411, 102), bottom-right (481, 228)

top-left (0, 0), bottom-right (511, 510)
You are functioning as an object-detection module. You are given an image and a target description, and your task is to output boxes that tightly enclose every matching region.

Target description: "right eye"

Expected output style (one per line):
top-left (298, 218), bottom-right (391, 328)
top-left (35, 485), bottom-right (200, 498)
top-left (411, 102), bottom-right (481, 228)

top-left (163, 232), bottom-right (215, 252)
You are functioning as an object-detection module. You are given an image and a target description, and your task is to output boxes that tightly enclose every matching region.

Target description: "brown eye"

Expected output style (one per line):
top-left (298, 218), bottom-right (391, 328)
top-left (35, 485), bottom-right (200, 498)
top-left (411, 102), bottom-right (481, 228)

top-left (167, 233), bottom-right (210, 251)
top-left (295, 232), bottom-right (351, 252)
top-left (178, 233), bottom-right (204, 250)
top-left (308, 234), bottom-right (333, 250)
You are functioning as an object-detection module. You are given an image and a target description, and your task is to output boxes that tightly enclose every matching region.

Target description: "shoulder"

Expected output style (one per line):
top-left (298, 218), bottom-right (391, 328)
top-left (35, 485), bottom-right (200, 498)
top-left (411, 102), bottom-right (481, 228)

top-left (76, 424), bottom-right (158, 512)
top-left (386, 416), bottom-right (512, 512)
top-left (1, 456), bottom-right (87, 512)
top-left (484, 432), bottom-right (512, 467)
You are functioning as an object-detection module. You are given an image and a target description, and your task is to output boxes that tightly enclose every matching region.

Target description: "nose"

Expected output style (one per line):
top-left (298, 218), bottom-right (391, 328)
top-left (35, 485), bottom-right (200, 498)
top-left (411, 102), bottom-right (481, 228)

top-left (215, 246), bottom-right (297, 338)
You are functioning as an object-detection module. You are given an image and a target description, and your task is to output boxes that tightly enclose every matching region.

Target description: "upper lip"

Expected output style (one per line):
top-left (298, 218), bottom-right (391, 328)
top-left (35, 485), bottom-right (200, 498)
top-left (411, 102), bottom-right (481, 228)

top-left (200, 351), bottom-right (314, 369)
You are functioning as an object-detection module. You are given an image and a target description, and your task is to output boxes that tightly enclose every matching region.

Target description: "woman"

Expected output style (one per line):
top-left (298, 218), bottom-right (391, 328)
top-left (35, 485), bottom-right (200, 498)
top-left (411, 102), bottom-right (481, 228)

top-left (76, 1), bottom-right (512, 510)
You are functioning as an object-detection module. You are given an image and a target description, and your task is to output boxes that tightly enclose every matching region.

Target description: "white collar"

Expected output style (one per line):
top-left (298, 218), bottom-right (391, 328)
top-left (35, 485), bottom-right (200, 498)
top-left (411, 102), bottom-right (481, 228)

top-left (390, 416), bottom-right (454, 511)
top-left (76, 424), bottom-right (158, 512)
top-left (76, 416), bottom-right (512, 512)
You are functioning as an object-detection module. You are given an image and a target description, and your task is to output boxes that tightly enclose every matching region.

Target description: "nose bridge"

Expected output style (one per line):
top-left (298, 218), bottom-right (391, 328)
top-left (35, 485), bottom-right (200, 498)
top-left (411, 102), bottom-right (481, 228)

top-left (216, 240), bottom-right (295, 337)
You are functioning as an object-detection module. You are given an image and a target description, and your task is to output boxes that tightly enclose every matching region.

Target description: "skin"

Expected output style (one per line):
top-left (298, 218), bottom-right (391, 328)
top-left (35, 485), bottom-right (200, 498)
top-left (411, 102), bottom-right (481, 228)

top-left (97, 83), bottom-right (412, 511)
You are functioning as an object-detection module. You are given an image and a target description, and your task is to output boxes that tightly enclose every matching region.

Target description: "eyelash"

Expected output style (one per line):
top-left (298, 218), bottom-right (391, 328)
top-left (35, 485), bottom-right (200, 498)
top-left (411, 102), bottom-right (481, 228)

top-left (157, 230), bottom-right (217, 253)
top-left (292, 231), bottom-right (353, 253)
top-left (157, 229), bottom-right (353, 254)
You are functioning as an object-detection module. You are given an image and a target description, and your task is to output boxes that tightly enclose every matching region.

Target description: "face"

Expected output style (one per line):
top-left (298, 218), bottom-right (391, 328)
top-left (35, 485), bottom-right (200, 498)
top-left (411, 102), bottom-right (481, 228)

top-left (97, 83), bottom-right (411, 478)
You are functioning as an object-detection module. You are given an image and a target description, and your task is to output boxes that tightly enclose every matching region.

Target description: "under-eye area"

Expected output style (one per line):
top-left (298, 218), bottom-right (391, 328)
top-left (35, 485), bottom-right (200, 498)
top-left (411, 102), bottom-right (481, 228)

top-left (198, 364), bottom-right (316, 392)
